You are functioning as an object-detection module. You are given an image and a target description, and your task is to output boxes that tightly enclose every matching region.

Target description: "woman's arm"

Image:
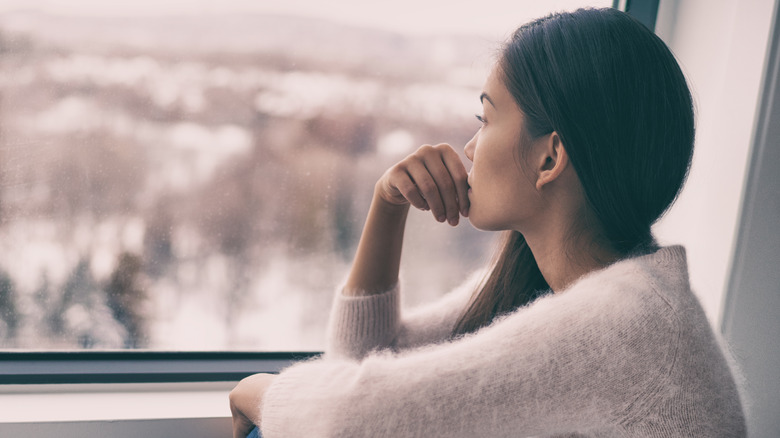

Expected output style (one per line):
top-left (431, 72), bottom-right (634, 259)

top-left (229, 373), bottom-right (277, 438)
top-left (327, 269), bottom-right (483, 359)
top-left (326, 144), bottom-right (471, 359)
top-left (342, 192), bottom-right (409, 296)
top-left (344, 143), bottom-right (470, 296)
top-left (259, 282), bottom-right (680, 438)
top-left (231, 145), bottom-right (471, 434)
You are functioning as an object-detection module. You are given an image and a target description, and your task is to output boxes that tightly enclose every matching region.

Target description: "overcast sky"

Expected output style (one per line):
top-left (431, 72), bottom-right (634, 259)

top-left (0, 0), bottom-right (612, 38)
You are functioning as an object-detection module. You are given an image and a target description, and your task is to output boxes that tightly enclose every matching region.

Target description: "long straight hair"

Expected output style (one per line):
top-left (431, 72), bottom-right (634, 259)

top-left (454, 231), bottom-right (548, 335)
top-left (453, 8), bottom-right (694, 336)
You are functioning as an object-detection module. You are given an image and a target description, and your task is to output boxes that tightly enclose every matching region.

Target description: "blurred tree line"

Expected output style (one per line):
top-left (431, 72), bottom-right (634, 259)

top-left (0, 17), bottom-right (488, 349)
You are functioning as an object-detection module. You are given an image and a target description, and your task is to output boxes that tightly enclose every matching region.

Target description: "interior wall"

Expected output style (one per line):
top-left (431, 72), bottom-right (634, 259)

top-left (652, 0), bottom-right (776, 323)
top-left (656, 0), bottom-right (780, 435)
top-left (721, 0), bottom-right (780, 435)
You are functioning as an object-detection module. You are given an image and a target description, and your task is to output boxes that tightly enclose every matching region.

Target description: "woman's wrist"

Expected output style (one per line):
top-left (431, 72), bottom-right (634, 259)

top-left (343, 187), bottom-right (409, 296)
top-left (372, 180), bottom-right (411, 214)
top-left (372, 191), bottom-right (411, 217)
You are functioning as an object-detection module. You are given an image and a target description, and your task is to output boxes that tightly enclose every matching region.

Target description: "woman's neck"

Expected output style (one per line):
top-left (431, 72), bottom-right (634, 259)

top-left (524, 226), bottom-right (619, 293)
top-left (518, 165), bottom-right (621, 293)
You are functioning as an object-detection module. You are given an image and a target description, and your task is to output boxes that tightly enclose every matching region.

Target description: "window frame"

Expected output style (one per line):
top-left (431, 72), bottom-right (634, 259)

top-left (0, 351), bottom-right (319, 384)
top-left (612, 0), bottom-right (660, 31)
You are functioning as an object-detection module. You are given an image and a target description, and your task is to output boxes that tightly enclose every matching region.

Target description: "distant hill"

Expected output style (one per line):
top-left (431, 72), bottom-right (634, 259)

top-left (0, 11), bottom-right (495, 75)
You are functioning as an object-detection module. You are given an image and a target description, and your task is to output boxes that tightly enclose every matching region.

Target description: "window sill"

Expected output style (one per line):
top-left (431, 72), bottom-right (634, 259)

top-left (0, 417), bottom-right (232, 438)
top-left (0, 382), bottom-right (235, 437)
top-left (0, 382), bottom-right (233, 423)
top-left (0, 351), bottom-right (318, 435)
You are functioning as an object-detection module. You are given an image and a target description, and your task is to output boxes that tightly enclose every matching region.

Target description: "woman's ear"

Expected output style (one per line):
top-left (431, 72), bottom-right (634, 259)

top-left (535, 132), bottom-right (569, 190)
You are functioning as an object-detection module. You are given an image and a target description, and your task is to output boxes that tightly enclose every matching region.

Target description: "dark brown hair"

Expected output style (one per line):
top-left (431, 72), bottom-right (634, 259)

top-left (453, 8), bottom-right (694, 336)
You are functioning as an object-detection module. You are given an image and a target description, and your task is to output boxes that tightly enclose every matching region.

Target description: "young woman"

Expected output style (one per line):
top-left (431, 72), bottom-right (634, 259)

top-left (230, 8), bottom-right (746, 437)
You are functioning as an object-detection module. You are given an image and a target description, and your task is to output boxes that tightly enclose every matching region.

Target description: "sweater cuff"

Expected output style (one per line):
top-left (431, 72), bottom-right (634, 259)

top-left (325, 283), bottom-right (400, 360)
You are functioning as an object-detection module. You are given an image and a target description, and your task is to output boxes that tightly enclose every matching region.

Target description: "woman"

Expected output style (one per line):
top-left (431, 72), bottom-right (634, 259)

top-left (230, 8), bottom-right (746, 437)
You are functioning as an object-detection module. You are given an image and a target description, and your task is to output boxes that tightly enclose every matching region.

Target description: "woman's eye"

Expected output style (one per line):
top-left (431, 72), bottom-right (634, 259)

top-left (475, 114), bottom-right (486, 125)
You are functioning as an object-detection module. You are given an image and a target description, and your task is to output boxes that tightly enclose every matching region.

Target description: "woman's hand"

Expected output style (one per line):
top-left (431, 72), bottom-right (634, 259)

top-left (376, 143), bottom-right (470, 226)
top-left (229, 373), bottom-right (278, 438)
top-left (344, 143), bottom-right (469, 295)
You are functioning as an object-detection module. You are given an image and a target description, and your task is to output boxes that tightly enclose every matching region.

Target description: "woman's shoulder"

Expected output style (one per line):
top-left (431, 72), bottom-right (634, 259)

top-left (564, 245), bottom-right (693, 314)
top-left (473, 247), bottom-right (692, 344)
top-left (513, 246), bottom-right (694, 352)
top-left (541, 245), bottom-right (724, 374)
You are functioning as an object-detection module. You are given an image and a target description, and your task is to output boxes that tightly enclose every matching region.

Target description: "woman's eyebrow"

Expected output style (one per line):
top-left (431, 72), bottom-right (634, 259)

top-left (480, 92), bottom-right (496, 108)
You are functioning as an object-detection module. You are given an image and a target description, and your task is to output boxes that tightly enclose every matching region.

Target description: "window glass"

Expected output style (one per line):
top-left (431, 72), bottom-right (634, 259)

top-left (0, 0), bottom-right (611, 350)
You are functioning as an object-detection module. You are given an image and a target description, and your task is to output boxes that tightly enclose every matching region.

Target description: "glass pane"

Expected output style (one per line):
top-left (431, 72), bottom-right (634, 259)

top-left (0, 0), bottom-right (611, 350)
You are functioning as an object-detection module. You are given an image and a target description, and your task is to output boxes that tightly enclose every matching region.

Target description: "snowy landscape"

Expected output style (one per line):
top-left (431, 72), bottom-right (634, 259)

top-left (0, 11), bottom-right (496, 350)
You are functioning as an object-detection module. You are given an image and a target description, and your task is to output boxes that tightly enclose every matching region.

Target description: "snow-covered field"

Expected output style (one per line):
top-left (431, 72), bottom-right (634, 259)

top-left (0, 11), bottom-right (494, 350)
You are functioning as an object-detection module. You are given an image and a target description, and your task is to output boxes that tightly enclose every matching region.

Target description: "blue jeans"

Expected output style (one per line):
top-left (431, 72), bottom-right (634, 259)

top-left (247, 426), bottom-right (261, 438)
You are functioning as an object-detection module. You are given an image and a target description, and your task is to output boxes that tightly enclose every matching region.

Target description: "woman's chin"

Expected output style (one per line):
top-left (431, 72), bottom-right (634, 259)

top-left (466, 210), bottom-right (508, 232)
top-left (465, 210), bottom-right (486, 231)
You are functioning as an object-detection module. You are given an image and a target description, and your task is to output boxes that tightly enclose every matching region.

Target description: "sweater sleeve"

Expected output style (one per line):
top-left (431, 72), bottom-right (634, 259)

top-left (325, 271), bottom-right (483, 360)
top-left (261, 278), bottom-right (680, 438)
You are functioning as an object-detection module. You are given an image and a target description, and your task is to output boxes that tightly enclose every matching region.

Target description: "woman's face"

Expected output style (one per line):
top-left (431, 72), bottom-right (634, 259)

top-left (464, 66), bottom-right (542, 231)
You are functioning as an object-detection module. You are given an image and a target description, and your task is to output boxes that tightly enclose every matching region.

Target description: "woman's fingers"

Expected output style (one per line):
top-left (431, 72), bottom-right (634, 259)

top-left (420, 152), bottom-right (461, 225)
top-left (230, 394), bottom-right (256, 438)
top-left (438, 145), bottom-right (470, 217)
top-left (231, 410), bottom-right (254, 438)
top-left (406, 159), bottom-right (447, 222)
top-left (386, 166), bottom-right (429, 210)
top-left (409, 144), bottom-right (468, 225)
top-left (228, 373), bottom-right (277, 437)
top-left (378, 143), bottom-right (468, 226)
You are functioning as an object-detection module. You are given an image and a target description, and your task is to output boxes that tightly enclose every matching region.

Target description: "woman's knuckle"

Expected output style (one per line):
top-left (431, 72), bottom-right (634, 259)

top-left (389, 166), bottom-right (406, 179)
top-left (418, 181), bottom-right (434, 194)
top-left (398, 155), bottom-right (414, 166)
top-left (399, 183), bottom-right (415, 196)
top-left (416, 144), bottom-right (435, 156)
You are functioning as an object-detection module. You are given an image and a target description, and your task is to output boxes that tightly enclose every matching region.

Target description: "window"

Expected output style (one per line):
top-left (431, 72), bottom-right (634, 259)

top-left (4, 1), bottom-right (776, 435)
top-left (0, 0), bottom-right (612, 353)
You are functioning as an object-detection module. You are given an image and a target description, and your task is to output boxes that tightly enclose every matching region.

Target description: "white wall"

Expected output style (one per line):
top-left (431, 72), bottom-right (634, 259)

top-left (720, 0), bottom-right (780, 433)
top-left (653, 0), bottom-right (777, 324)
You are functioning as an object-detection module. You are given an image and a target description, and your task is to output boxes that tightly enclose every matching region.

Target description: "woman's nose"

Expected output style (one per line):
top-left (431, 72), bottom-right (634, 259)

top-left (464, 132), bottom-right (477, 162)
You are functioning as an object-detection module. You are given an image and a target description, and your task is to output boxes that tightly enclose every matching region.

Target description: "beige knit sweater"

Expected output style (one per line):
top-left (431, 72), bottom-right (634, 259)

top-left (260, 246), bottom-right (746, 437)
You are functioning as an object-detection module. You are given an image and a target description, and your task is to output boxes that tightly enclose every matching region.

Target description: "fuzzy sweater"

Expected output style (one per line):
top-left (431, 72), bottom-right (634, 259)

top-left (260, 246), bottom-right (746, 437)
